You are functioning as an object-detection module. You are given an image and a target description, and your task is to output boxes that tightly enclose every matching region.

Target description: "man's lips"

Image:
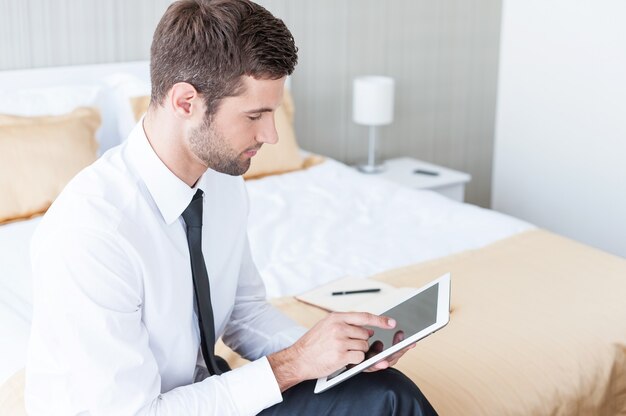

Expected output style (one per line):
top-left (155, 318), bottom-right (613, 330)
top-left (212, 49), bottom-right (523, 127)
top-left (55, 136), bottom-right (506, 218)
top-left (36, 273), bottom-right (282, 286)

top-left (244, 146), bottom-right (262, 157)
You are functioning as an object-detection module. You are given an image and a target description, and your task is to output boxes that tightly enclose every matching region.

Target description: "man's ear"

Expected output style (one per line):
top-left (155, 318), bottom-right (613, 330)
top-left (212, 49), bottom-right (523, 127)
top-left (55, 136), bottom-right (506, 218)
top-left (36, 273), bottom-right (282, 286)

top-left (168, 82), bottom-right (203, 119)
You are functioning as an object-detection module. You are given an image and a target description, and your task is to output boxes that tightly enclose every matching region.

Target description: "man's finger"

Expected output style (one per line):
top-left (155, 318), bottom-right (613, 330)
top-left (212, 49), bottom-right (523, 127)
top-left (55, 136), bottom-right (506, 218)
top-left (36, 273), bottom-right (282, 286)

top-left (370, 340), bottom-right (384, 354)
top-left (341, 324), bottom-right (373, 341)
top-left (371, 341), bottom-right (417, 370)
top-left (364, 360), bottom-right (390, 372)
top-left (392, 330), bottom-right (405, 344)
top-left (336, 312), bottom-right (396, 329)
top-left (386, 343), bottom-right (417, 365)
top-left (346, 350), bottom-right (366, 365)
top-left (345, 339), bottom-right (370, 353)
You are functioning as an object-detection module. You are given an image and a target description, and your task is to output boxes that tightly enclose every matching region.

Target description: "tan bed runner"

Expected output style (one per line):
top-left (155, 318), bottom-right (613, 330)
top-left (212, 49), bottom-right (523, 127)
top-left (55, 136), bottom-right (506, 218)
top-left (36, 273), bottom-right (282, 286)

top-left (220, 228), bottom-right (626, 415)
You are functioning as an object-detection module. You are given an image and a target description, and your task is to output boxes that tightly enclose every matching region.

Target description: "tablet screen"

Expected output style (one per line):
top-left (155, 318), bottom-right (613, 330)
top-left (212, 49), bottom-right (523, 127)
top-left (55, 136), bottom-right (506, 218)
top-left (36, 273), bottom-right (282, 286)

top-left (328, 283), bottom-right (439, 380)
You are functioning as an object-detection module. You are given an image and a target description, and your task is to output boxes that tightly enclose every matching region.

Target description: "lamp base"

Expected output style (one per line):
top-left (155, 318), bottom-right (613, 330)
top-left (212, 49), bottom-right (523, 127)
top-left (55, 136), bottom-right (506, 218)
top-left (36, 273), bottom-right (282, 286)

top-left (357, 162), bottom-right (386, 174)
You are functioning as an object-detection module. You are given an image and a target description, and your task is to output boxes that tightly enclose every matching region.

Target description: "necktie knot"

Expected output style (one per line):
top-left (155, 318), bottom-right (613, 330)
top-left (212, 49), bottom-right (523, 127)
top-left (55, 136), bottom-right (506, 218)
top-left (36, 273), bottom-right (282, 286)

top-left (182, 189), bottom-right (204, 228)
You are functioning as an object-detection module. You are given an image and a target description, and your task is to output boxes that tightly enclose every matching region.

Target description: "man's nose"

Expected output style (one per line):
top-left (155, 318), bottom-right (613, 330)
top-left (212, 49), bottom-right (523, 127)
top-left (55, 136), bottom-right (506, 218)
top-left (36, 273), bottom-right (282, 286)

top-left (256, 114), bottom-right (279, 145)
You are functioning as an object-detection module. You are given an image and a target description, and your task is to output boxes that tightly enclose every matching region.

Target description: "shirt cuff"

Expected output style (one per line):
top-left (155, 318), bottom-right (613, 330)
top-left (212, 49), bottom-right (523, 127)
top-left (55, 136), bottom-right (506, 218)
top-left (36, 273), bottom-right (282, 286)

top-left (222, 356), bottom-right (283, 414)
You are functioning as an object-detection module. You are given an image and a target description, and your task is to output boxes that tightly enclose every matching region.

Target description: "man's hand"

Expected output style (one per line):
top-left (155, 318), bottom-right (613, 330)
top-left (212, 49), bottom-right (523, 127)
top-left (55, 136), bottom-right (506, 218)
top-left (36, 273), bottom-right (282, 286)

top-left (362, 330), bottom-right (417, 372)
top-left (267, 312), bottom-right (397, 392)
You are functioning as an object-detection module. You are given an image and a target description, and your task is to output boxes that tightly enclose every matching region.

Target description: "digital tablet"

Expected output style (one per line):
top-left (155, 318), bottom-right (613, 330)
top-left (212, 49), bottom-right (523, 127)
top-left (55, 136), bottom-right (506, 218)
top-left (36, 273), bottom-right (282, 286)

top-left (314, 273), bottom-right (451, 394)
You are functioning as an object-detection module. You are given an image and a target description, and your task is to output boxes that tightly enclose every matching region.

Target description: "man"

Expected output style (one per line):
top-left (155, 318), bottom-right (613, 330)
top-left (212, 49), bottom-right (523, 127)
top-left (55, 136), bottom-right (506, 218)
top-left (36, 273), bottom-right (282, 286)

top-left (25, 1), bottom-right (437, 414)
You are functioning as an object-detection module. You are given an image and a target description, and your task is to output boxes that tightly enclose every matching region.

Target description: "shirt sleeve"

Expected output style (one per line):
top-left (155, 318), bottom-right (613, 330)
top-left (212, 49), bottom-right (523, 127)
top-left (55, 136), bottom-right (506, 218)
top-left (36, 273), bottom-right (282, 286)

top-left (221, 234), bottom-right (308, 360)
top-left (26, 227), bottom-right (284, 416)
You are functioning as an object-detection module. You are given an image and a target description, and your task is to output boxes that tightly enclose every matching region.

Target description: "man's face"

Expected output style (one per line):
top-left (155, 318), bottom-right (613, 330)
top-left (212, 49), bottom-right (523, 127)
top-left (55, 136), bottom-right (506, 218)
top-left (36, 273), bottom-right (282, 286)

top-left (188, 75), bottom-right (285, 176)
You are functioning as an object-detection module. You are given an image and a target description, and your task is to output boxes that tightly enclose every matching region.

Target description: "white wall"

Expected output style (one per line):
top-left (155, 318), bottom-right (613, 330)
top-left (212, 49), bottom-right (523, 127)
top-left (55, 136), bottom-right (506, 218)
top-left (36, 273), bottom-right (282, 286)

top-left (493, 0), bottom-right (626, 258)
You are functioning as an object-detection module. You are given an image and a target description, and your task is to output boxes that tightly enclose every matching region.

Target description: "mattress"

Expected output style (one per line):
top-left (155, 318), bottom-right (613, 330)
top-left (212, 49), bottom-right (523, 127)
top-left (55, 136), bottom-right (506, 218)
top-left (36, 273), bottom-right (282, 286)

top-left (219, 229), bottom-right (626, 415)
top-left (0, 159), bottom-right (531, 385)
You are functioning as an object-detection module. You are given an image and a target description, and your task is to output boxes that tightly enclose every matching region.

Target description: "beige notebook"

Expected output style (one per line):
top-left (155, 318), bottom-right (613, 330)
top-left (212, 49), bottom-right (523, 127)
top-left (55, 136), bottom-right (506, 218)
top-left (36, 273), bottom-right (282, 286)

top-left (295, 276), bottom-right (418, 315)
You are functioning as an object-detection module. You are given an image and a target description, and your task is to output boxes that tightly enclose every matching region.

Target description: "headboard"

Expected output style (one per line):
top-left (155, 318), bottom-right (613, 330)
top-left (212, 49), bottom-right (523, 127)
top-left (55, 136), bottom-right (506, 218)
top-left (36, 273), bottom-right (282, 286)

top-left (0, 60), bottom-right (150, 153)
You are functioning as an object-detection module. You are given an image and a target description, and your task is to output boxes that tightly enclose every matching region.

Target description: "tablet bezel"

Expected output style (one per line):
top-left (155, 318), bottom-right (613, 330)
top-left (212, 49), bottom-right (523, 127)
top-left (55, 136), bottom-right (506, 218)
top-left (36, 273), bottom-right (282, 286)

top-left (313, 272), bottom-right (451, 394)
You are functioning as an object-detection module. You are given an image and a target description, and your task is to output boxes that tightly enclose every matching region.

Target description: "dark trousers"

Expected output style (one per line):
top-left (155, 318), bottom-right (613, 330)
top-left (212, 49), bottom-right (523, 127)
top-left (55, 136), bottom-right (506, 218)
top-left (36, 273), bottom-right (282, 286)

top-left (258, 368), bottom-right (438, 416)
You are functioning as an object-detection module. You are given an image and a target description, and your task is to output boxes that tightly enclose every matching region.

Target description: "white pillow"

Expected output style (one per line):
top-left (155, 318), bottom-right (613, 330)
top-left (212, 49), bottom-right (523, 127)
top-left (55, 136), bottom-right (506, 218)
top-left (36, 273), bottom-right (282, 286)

top-left (0, 85), bottom-right (102, 116)
top-left (0, 84), bottom-right (112, 153)
top-left (103, 73), bottom-right (151, 142)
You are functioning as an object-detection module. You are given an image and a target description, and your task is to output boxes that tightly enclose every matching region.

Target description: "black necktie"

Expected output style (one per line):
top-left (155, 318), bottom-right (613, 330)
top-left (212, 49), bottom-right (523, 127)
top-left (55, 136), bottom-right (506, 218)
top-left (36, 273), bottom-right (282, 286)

top-left (182, 189), bottom-right (222, 375)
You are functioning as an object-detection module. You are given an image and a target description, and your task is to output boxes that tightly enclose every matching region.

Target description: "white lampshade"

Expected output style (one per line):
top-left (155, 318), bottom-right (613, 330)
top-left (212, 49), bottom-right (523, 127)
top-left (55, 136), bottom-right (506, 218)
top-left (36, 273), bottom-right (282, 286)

top-left (352, 76), bottom-right (395, 126)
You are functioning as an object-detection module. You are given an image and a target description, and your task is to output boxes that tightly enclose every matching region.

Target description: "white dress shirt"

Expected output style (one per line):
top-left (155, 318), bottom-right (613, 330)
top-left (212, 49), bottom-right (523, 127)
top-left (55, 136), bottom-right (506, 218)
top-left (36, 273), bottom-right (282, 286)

top-left (25, 122), bottom-right (306, 415)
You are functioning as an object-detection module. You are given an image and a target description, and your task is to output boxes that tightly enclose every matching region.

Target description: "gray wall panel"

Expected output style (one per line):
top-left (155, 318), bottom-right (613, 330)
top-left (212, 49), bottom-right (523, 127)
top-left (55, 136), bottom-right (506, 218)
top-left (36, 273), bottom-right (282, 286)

top-left (0, 0), bottom-right (172, 69)
top-left (0, 0), bottom-right (501, 207)
top-left (257, 0), bottom-right (502, 206)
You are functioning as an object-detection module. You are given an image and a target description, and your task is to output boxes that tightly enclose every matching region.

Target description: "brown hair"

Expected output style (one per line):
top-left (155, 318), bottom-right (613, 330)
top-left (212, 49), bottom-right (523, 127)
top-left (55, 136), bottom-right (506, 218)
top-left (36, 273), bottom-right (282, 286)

top-left (150, 0), bottom-right (298, 117)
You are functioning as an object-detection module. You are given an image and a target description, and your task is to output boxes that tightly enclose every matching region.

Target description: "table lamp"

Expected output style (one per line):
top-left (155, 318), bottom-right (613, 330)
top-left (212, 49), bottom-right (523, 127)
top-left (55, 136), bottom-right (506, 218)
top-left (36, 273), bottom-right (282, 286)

top-left (352, 75), bottom-right (395, 173)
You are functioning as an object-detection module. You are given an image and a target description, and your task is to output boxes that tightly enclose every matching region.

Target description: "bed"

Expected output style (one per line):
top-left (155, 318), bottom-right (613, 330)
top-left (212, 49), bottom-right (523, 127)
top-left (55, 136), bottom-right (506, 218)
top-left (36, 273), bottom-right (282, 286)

top-left (1, 62), bottom-right (625, 415)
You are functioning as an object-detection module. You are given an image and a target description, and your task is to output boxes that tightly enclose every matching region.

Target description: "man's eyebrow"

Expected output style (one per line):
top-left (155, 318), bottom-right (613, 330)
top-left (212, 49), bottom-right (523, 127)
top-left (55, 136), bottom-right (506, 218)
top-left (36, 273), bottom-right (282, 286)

top-left (244, 108), bottom-right (274, 114)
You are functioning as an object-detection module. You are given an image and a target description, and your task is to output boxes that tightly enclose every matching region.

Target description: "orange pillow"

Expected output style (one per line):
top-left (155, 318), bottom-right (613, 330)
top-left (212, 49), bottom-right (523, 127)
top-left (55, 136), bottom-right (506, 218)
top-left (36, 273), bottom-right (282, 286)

top-left (0, 107), bottom-right (100, 224)
top-left (129, 95), bottom-right (151, 123)
top-left (242, 89), bottom-right (304, 179)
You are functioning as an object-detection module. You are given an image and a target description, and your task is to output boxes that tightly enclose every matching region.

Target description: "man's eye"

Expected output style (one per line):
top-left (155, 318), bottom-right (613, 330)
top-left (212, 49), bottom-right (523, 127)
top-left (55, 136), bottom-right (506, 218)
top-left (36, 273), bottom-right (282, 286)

top-left (248, 114), bottom-right (262, 121)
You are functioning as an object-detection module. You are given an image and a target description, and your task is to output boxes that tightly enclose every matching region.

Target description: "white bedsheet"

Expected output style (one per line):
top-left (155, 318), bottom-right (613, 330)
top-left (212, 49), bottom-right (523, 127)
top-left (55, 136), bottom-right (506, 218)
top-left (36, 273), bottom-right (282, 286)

top-left (0, 217), bottom-right (40, 383)
top-left (246, 159), bottom-right (532, 298)
top-left (0, 158), bottom-right (532, 383)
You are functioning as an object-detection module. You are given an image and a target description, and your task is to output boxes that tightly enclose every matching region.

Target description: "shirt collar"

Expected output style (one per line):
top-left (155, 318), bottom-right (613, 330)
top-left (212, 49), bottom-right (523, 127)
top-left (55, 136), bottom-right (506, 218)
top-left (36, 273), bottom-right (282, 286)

top-left (126, 120), bottom-right (201, 225)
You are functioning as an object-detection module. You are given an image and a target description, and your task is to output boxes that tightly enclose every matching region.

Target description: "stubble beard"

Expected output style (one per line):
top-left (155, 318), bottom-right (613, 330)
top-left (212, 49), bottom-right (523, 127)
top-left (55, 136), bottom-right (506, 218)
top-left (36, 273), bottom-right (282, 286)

top-left (189, 117), bottom-right (253, 176)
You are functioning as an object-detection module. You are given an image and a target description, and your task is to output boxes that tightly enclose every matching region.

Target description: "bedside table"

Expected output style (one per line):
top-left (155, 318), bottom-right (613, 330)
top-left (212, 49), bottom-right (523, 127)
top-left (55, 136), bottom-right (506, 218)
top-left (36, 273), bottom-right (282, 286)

top-left (373, 157), bottom-right (471, 202)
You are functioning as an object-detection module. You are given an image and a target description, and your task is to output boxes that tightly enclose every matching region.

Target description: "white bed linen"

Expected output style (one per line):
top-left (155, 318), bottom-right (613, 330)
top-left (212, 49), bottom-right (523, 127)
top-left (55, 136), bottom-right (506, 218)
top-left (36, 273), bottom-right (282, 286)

top-left (0, 158), bottom-right (532, 384)
top-left (246, 158), bottom-right (532, 298)
top-left (0, 218), bottom-right (40, 383)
